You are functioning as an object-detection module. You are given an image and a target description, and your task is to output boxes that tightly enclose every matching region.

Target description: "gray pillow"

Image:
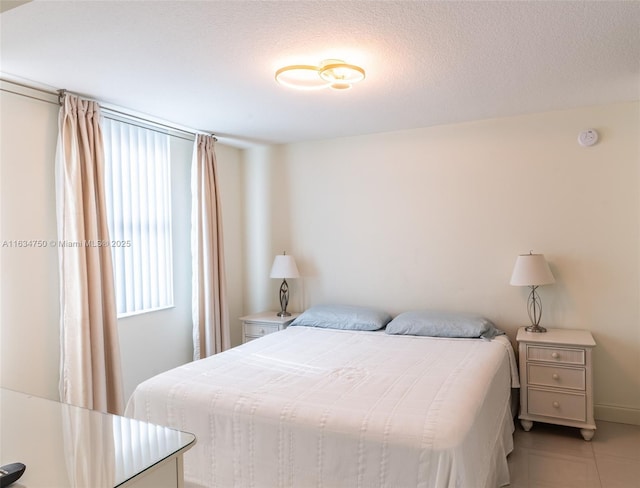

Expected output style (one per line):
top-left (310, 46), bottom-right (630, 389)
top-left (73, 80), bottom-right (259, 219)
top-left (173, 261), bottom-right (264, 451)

top-left (385, 310), bottom-right (504, 340)
top-left (290, 304), bottom-right (392, 331)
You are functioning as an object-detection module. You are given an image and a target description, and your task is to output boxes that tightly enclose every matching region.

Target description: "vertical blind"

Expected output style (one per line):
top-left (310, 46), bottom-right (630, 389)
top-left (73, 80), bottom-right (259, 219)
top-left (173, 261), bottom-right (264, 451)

top-left (102, 118), bottom-right (174, 316)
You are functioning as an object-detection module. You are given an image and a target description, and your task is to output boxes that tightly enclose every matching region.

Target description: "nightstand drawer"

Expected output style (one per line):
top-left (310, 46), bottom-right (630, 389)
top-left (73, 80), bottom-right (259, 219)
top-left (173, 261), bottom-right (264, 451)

top-left (526, 345), bottom-right (585, 365)
top-left (528, 388), bottom-right (586, 422)
top-left (528, 364), bottom-right (585, 390)
top-left (244, 323), bottom-right (279, 337)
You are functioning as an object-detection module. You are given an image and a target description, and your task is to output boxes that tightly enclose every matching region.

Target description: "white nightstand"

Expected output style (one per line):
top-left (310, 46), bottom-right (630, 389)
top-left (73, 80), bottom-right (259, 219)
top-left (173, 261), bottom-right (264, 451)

top-left (516, 327), bottom-right (596, 440)
top-left (240, 311), bottom-right (301, 343)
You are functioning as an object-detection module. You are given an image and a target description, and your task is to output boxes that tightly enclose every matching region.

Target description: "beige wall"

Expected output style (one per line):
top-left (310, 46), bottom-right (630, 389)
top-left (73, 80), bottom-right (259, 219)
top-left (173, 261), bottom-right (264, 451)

top-left (0, 84), bottom-right (60, 400)
top-left (0, 82), bottom-right (245, 402)
top-left (216, 143), bottom-right (245, 348)
top-left (243, 102), bottom-right (640, 425)
top-left (2, 80), bottom-right (638, 424)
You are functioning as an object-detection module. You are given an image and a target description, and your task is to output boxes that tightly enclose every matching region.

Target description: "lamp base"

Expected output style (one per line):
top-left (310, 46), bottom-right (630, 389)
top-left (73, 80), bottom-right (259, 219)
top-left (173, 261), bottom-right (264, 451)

top-left (277, 279), bottom-right (291, 317)
top-left (525, 324), bottom-right (547, 333)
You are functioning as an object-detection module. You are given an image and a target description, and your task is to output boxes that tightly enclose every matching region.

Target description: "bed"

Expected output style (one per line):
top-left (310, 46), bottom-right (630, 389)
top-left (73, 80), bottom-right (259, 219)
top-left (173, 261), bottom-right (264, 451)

top-left (125, 311), bottom-right (519, 488)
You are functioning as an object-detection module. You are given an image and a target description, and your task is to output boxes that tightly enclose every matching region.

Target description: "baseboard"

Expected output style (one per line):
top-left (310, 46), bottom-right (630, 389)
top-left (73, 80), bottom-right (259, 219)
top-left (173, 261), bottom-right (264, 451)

top-left (595, 403), bottom-right (640, 425)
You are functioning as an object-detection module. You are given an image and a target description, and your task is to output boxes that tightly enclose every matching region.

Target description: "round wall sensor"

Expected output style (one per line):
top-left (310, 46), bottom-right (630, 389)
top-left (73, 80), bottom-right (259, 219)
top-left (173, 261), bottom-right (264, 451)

top-left (578, 129), bottom-right (599, 147)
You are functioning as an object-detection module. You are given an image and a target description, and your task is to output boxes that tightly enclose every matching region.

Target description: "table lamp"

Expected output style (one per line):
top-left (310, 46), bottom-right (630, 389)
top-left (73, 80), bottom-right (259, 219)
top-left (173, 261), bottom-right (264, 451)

top-left (270, 252), bottom-right (300, 317)
top-left (510, 252), bottom-right (555, 333)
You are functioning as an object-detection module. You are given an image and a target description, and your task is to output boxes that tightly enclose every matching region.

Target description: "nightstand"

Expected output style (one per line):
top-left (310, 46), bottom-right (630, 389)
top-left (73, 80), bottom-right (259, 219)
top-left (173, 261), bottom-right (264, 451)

top-left (240, 311), bottom-right (301, 343)
top-left (516, 327), bottom-right (596, 440)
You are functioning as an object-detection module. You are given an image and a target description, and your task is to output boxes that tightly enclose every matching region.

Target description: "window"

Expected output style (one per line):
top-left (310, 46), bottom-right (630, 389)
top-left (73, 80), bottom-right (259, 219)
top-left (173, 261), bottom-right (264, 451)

top-left (102, 118), bottom-right (174, 316)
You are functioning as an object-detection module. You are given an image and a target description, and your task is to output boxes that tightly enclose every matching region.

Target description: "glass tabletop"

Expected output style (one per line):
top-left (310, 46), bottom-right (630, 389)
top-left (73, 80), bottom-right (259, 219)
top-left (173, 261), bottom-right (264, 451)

top-left (0, 388), bottom-right (196, 487)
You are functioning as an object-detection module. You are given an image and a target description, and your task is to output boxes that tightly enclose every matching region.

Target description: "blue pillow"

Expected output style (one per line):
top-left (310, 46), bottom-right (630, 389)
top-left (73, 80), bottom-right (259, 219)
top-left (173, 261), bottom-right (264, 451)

top-left (290, 304), bottom-right (392, 331)
top-left (385, 310), bottom-right (504, 340)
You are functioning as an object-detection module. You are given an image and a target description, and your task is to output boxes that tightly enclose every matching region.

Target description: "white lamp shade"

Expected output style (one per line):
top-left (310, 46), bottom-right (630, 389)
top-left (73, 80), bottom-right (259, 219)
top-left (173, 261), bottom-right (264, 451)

top-left (270, 254), bottom-right (300, 279)
top-left (510, 253), bottom-right (555, 286)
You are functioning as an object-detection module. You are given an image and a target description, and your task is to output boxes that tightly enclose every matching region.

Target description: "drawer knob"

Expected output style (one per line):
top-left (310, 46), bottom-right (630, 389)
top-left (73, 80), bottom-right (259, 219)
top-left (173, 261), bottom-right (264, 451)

top-left (260, 328), bottom-right (265, 335)
top-left (551, 352), bottom-right (559, 359)
top-left (552, 374), bottom-right (560, 380)
top-left (552, 401), bottom-right (560, 408)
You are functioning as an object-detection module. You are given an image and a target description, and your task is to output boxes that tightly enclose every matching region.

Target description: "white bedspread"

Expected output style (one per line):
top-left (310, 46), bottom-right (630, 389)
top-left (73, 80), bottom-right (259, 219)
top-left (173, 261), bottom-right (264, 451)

top-left (125, 327), bottom-right (518, 488)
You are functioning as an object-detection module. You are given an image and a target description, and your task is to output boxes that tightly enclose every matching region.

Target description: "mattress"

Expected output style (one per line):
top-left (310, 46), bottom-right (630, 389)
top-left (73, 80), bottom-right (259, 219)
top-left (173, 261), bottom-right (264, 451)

top-left (125, 326), bottom-right (519, 488)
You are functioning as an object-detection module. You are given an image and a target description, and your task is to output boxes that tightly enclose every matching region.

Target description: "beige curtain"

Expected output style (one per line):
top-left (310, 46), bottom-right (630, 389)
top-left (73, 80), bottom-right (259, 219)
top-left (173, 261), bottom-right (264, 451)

top-left (191, 134), bottom-right (230, 359)
top-left (55, 94), bottom-right (124, 415)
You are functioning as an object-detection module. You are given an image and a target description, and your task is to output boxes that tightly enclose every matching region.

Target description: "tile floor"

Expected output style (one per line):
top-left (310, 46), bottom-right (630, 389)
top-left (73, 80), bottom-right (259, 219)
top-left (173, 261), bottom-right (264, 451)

top-left (507, 420), bottom-right (640, 487)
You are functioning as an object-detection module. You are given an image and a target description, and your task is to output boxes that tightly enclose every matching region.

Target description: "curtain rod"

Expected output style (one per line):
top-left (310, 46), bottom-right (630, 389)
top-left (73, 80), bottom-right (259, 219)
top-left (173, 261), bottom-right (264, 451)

top-left (0, 78), bottom-right (217, 142)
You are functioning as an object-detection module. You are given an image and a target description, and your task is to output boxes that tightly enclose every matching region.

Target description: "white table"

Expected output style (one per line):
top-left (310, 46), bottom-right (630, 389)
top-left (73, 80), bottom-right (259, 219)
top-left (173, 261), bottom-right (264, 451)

top-left (0, 388), bottom-right (196, 487)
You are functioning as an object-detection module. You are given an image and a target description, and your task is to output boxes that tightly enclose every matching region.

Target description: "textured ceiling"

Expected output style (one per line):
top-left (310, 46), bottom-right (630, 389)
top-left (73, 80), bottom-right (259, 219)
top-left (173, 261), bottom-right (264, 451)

top-left (1, 1), bottom-right (638, 147)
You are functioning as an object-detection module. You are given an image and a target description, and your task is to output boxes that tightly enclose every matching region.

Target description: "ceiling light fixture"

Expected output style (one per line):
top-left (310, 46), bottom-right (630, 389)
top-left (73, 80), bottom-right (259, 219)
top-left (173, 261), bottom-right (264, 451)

top-left (275, 59), bottom-right (365, 91)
